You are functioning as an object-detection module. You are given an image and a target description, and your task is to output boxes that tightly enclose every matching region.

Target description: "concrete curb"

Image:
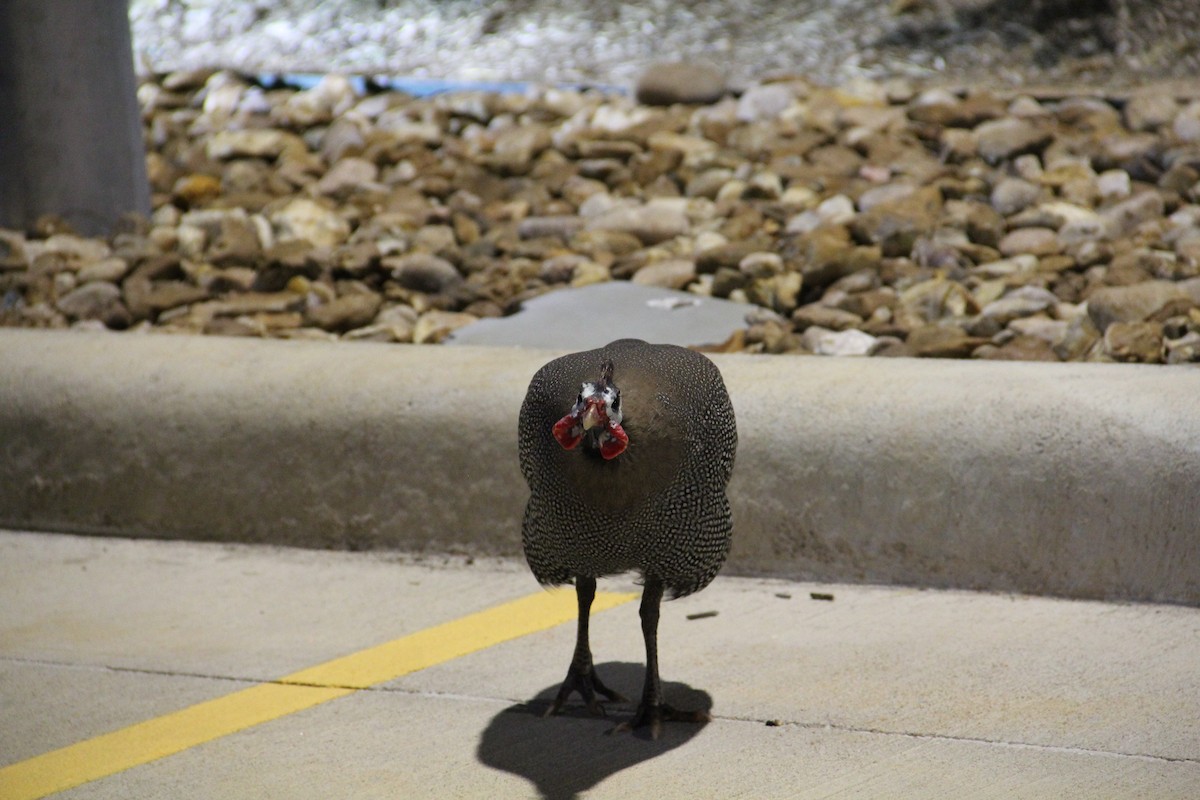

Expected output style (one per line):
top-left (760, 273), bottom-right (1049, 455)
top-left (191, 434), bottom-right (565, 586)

top-left (2, 328), bottom-right (1197, 604)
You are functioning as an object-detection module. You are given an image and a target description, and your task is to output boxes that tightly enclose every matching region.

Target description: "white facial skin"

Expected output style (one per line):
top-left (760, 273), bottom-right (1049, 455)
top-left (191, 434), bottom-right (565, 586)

top-left (577, 382), bottom-right (622, 430)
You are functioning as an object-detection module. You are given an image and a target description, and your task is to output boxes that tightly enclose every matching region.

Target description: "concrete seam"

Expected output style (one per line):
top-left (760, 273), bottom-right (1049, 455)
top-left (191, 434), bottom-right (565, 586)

top-left (718, 714), bottom-right (1200, 766)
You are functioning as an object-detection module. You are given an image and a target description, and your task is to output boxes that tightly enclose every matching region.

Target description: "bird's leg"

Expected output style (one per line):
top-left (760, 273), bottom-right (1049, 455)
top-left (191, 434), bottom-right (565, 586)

top-left (544, 576), bottom-right (628, 717)
top-left (619, 576), bottom-right (712, 739)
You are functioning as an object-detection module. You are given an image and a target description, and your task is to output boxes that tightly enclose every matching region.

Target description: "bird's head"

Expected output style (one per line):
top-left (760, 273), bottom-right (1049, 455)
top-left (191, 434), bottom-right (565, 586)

top-left (552, 359), bottom-right (629, 460)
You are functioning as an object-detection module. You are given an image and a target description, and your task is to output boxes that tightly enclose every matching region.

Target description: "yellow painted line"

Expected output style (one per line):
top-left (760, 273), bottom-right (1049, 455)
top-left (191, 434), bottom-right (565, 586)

top-left (0, 588), bottom-right (635, 800)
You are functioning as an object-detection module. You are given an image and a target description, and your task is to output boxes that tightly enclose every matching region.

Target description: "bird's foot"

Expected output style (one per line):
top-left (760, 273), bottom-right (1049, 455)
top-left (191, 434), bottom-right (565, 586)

top-left (543, 664), bottom-right (628, 718)
top-left (613, 703), bottom-right (712, 740)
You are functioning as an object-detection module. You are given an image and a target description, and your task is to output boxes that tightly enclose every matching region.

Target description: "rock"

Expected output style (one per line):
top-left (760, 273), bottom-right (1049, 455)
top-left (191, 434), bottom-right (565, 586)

top-left (907, 90), bottom-right (1004, 127)
top-left (255, 240), bottom-right (323, 291)
top-left (785, 194), bottom-right (856, 235)
top-left (780, 225), bottom-right (875, 290)
top-left (305, 293), bottom-right (383, 333)
top-left (77, 257), bottom-right (131, 284)
top-left (538, 255), bottom-right (584, 284)
top-left (632, 259), bottom-right (696, 290)
top-left (162, 68), bottom-right (215, 91)
top-left (1101, 191), bottom-right (1165, 238)
top-left (695, 242), bottom-right (763, 274)
top-left (318, 117), bottom-right (367, 163)
top-left (374, 303), bottom-right (419, 331)
top-left (1087, 281), bottom-right (1190, 332)
top-left (375, 114), bottom-right (442, 145)
top-left (172, 174), bottom-right (222, 206)
top-left (0, 230), bottom-right (27, 270)
top-left (569, 229), bottom-right (643, 259)
top-left (517, 216), bottom-right (586, 240)
top-left (1059, 216), bottom-right (1107, 246)
top-left (206, 129), bottom-right (307, 160)
top-left (738, 251), bottom-right (785, 279)
top-left (747, 272), bottom-right (803, 314)
top-left (1103, 321), bottom-right (1164, 363)
top-left (975, 334), bottom-right (1060, 361)
top-left (898, 277), bottom-right (977, 324)
top-left (413, 310), bottom-right (478, 343)
top-left (647, 131), bottom-right (718, 162)
top-left (569, 260), bottom-right (611, 287)
top-left (906, 324), bottom-right (985, 358)
top-left (208, 214), bottom-right (262, 266)
top-left (954, 201), bottom-right (1005, 248)
top-left (315, 157), bottom-right (379, 196)
top-left (387, 253), bottom-right (463, 293)
top-left (1096, 169), bottom-right (1132, 200)
top-left (857, 183), bottom-right (916, 212)
top-left (1174, 230), bottom-right (1200, 270)
top-left (489, 124), bottom-right (552, 174)
top-left (283, 73), bottom-right (358, 124)
top-left (685, 168), bottom-right (735, 199)
top-left (990, 178), bottom-right (1041, 215)
top-left (123, 279), bottom-right (209, 318)
top-left (735, 83), bottom-right (797, 122)
top-left (997, 227), bottom-right (1061, 258)
top-left (1008, 316), bottom-right (1069, 345)
top-left (801, 326), bottom-right (877, 356)
top-left (1165, 331), bottom-right (1200, 364)
top-left (979, 286), bottom-right (1059, 325)
top-left (1159, 161), bottom-right (1200, 194)
top-left (851, 185), bottom-right (942, 257)
top-left (199, 266), bottom-right (257, 293)
top-left (55, 281), bottom-right (128, 327)
top-left (1124, 92), bottom-right (1178, 132)
top-left (342, 323), bottom-right (412, 343)
top-left (270, 199), bottom-right (351, 248)
top-left (40, 233), bottom-right (111, 264)
top-left (195, 292), bottom-right (306, 319)
top-left (1054, 312), bottom-right (1101, 360)
top-left (585, 202), bottom-right (688, 245)
top-left (1172, 102), bottom-right (1200, 142)
top-left (635, 61), bottom-right (727, 106)
top-left (791, 303), bottom-right (863, 332)
top-left (973, 117), bottom-right (1052, 163)
top-left (710, 267), bottom-right (747, 298)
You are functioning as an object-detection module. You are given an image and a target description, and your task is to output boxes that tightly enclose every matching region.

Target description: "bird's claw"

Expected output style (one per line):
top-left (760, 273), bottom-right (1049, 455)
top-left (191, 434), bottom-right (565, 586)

top-left (612, 703), bottom-right (712, 740)
top-left (544, 664), bottom-right (627, 718)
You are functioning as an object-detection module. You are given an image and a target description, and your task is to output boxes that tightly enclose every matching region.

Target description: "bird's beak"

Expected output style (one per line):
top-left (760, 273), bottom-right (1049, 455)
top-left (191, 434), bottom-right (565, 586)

top-left (581, 398), bottom-right (605, 431)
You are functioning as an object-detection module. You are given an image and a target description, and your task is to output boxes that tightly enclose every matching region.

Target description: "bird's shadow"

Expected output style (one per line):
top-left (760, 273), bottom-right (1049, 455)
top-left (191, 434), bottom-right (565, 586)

top-left (476, 662), bottom-right (712, 800)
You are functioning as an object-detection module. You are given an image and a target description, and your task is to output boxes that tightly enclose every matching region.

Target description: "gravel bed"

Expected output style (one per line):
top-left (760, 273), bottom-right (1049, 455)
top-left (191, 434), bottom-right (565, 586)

top-left (3, 68), bottom-right (1200, 363)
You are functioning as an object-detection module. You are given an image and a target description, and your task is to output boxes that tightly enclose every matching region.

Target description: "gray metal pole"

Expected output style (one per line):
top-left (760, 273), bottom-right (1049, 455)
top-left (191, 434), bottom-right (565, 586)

top-left (0, 0), bottom-right (150, 236)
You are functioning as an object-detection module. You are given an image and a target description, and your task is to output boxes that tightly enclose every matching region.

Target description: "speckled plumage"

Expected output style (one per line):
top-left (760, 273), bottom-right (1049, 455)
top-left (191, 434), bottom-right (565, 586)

top-left (518, 338), bottom-right (737, 599)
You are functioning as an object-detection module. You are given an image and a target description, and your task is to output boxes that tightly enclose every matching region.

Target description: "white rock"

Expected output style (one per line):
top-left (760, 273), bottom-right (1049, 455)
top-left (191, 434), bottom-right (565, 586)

top-left (270, 199), bottom-right (351, 247)
top-left (1097, 169), bottom-right (1132, 200)
top-left (736, 83), bottom-right (796, 122)
top-left (802, 326), bottom-right (877, 356)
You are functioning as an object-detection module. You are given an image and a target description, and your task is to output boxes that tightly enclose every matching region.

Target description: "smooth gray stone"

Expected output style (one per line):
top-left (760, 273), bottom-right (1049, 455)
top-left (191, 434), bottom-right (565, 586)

top-left (445, 282), bottom-right (757, 349)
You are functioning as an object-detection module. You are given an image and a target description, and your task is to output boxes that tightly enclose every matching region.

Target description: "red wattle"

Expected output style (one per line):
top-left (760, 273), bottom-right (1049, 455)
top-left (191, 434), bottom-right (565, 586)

top-left (552, 414), bottom-right (583, 450)
top-left (599, 422), bottom-right (629, 460)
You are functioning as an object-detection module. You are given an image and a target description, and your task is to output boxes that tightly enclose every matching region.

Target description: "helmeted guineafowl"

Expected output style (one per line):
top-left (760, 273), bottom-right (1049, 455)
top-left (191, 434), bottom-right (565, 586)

top-left (518, 338), bottom-right (737, 737)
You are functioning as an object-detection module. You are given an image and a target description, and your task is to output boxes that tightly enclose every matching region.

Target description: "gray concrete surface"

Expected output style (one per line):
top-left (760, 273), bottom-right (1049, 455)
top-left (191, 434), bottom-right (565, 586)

top-left (1, 530), bottom-right (1198, 798)
top-left (1, 328), bottom-right (1198, 604)
top-left (446, 282), bottom-right (759, 349)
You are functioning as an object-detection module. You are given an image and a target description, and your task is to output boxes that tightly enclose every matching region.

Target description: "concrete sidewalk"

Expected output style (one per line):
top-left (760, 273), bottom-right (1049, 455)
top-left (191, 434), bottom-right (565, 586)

top-left (2, 530), bottom-right (1197, 798)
